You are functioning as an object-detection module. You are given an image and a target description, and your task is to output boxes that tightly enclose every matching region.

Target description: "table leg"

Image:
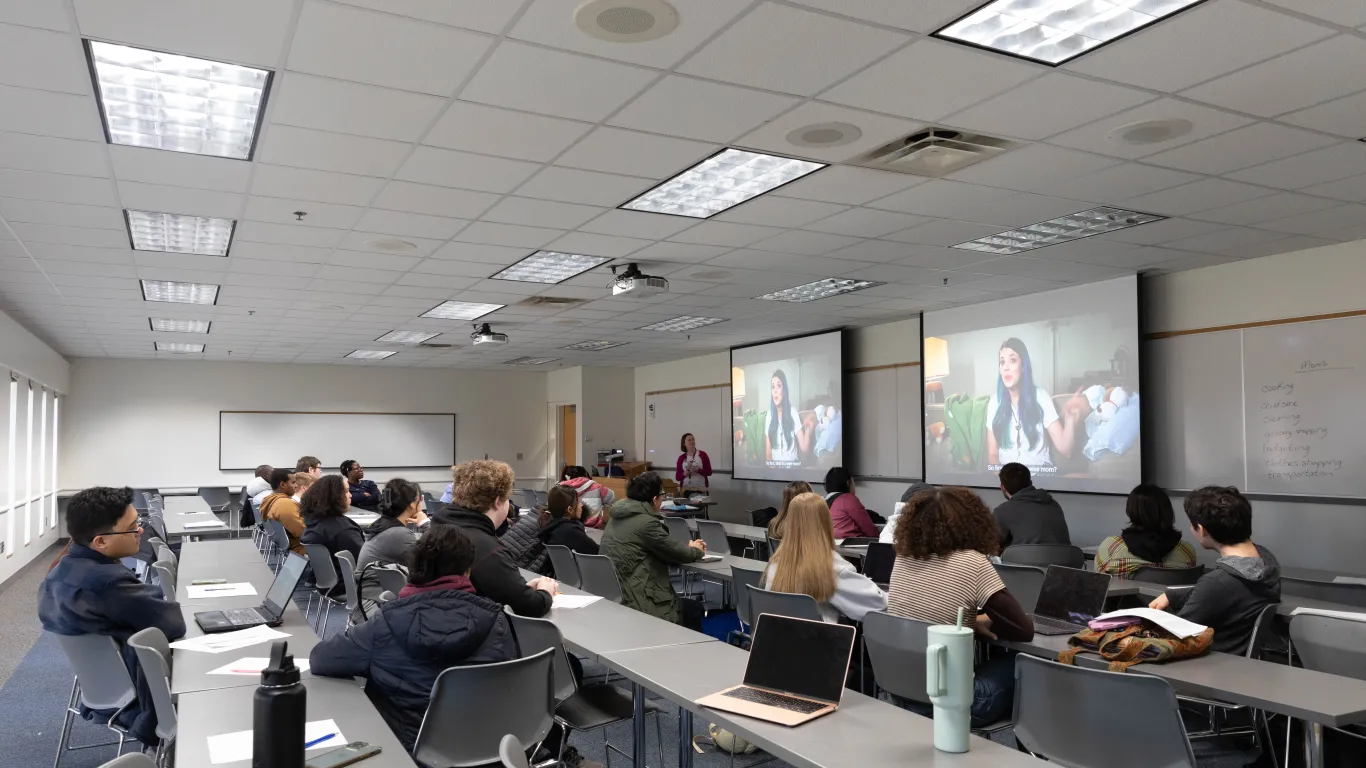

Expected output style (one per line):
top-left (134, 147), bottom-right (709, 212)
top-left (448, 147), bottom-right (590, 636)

top-left (1304, 721), bottom-right (1324, 768)
top-left (633, 681), bottom-right (646, 768)
top-left (678, 706), bottom-right (694, 768)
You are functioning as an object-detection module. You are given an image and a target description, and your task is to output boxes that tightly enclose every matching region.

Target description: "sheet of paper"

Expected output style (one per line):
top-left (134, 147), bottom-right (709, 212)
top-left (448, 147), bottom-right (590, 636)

top-left (1092, 607), bottom-right (1208, 639)
top-left (186, 583), bottom-right (258, 599)
top-left (169, 625), bottom-right (290, 654)
top-left (184, 520), bottom-right (227, 529)
top-left (207, 719), bottom-right (345, 764)
top-left (207, 657), bottom-right (312, 676)
top-left (1332, 576), bottom-right (1366, 586)
top-left (1290, 607), bottom-right (1366, 622)
top-left (552, 594), bottom-right (603, 610)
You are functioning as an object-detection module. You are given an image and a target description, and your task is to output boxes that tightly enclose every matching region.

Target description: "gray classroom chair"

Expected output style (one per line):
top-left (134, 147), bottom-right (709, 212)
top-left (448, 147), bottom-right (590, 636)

top-left (1130, 564), bottom-right (1206, 586)
top-left (730, 566), bottom-right (765, 645)
top-left (303, 544), bottom-right (345, 635)
top-left (197, 486), bottom-right (231, 514)
top-left (374, 566), bottom-right (408, 598)
top-left (52, 633), bottom-right (138, 765)
top-left (1290, 613), bottom-right (1366, 746)
top-left (1013, 654), bottom-right (1196, 768)
top-left (745, 584), bottom-right (823, 623)
top-left (1001, 544), bottom-right (1085, 569)
top-left (412, 650), bottom-right (555, 768)
top-left (545, 545), bottom-right (581, 589)
top-left (132, 490), bottom-right (151, 514)
top-left (334, 550), bottom-right (361, 629)
top-left (662, 516), bottom-right (691, 545)
top-left (375, 590), bottom-right (397, 604)
top-left (1179, 605), bottom-right (1280, 748)
top-left (1281, 576), bottom-right (1366, 608)
top-left (574, 553), bottom-right (623, 603)
top-left (128, 628), bottom-right (177, 767)
top-left (150, 562), bottom-right (176, 602)
top-left (265, 520), bottom-right (290, 572)
top-left (145, 515), bottom-right (168, 546)
top-left (695, 520), bottom-right (732, 556)
top-left (993, 563), bottom-right (1046, 613)
top-left (498, 734), bottom-right (529, 768)
top-left (766, 534), bottom-right (780, 559)
top-left (422, 491), bottom-right (439, 512)
top-left (98, 755), bottom-right (157, 768)
top-left (155, 545), bottom-right (176, 568)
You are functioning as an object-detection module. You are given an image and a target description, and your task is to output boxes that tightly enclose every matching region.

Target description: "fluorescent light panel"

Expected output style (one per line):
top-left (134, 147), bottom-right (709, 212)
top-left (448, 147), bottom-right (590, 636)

top-left (126, 210), bottom-right (235, 256)
top-left (492, 251), bottom-right (609, 284)
top-left (936, 0), bottom-right (1205, 65)
top-left (155, 341), bottom-right (203, 353)
top-left (562, 340), bottom-right (629, 351)
top-left (757, 278), bottom-right (883, 303)
top-left (376, 330), bottom-right (440, 344)
top-left (952, 207), bottom-right (1165, 255)
top-left (621, 148), bottom-right (826, 218)
top-left (638, 316), bottom-right (725, 332)
top-left (141, 279), bottom-right (219, 305)
top-left (421, 301), bottom-right (504, 320)
top-left (87, 40), bottom-right (271, 160)
top-left (149, 318), bottom-right (210, 333)
top-left (504, 357), bottom-right (560, 366)
top-left (345, 350), bottom-right (396, 360)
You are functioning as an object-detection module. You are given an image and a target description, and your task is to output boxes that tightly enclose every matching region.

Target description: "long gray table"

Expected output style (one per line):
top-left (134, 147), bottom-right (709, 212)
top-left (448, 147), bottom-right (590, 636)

top-left (179, 539), bottom-right (264, 567)
top-left (162, 496), bottom-right (234, 540)
top-left (175, 677), bottom-right (416, 768)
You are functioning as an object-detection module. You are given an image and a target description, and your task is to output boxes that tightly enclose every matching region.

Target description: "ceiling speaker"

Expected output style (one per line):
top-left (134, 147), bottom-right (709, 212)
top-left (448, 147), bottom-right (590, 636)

top-left (1106, 118), bottom-right (1194, 146)
top-left (575, 0), bottom-right (679, 43)
top-left (786, 122), bottom-right (863, 149)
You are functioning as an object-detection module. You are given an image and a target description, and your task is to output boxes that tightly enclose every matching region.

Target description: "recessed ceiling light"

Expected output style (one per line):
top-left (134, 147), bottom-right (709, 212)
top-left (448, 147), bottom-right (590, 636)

top-left (1106, 118), bottom-right (1194, 146)
top-left (363, 238), bottom-right (418, 253)
top-left (575, 0), bottom-right (679, 43)
top-left (86, 40), bottom-right (272, 160)
top-left (638, 316), bottom-right (725, 332)
top-left (785, 122), bottom-right (863, 149)
top-left (952, 207), bottom-right (1166, 255)
top-left (155, 341), bottom-right (204, 353)
top-left (756, 278), bottom-right (883, 303)
top-left (562, 340), bottom-right (630, 351)
top-left (126, 210), bottom-right (235, 256)
top-left (375, 330), bottom-right (440, 344)
top-left (491, 251), bottom-right (610, 284)
top-left (149, 318), bottom-right (211, 333)
top-left (504, 356), bottom-right (561, 366)
top-left (141, 279), bottom-right (219, 305)
top-left (420, 301), bottom-right (504, 321)
top-left (345, 350), bottom-right (397, 360)
top-left (621, 148), bottom-right (826, 218)
top-left (935, 0), bottom-right (1207, 66)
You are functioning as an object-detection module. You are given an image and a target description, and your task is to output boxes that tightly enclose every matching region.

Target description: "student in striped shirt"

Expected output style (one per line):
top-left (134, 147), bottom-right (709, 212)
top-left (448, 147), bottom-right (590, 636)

top-left (887, 486), bottom-right (1034, 726)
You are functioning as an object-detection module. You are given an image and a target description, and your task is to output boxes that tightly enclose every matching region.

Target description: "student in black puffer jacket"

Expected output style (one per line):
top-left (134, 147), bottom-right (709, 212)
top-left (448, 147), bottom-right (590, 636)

top-left (310, 525), bottom-right (518, 754)
top-left (499, 500), bottom-right (550, 574)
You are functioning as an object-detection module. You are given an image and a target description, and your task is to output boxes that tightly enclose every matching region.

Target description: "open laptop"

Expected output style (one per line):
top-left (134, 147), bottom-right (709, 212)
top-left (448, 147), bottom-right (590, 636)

top-left (696, 614), bottom-right (855, 726)
top-left (194, 552), bottom-right (307, 633)
top-left (1029, 565), bottom-right (1112, 635)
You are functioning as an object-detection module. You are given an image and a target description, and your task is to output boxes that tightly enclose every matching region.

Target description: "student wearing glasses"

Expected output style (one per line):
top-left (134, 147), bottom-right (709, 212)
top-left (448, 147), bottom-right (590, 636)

top-left (38, 486), bottom-right (186, 748)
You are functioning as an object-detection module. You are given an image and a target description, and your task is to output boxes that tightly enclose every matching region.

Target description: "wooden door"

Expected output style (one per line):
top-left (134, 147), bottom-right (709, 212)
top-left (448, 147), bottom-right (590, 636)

top-left (561, 405), bottom-right (577, 466)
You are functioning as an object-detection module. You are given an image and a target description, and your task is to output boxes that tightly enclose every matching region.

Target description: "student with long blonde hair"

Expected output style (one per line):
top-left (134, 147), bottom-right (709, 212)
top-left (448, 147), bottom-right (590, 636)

top-left (766, 480), bottom-right (813, 540)
top-left (760, 492), bottom-right (886, 623)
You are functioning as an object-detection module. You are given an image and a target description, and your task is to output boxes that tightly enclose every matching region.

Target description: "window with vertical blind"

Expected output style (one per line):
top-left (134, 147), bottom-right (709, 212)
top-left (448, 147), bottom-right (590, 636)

top-left (0, 375), bottom-right (61, 558)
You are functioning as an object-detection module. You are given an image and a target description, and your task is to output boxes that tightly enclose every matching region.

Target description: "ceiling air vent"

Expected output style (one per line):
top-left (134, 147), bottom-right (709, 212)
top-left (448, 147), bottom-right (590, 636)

top-left (852, 128), bottom-right (1020, 178)
top-left (519, 296), bottom-right (586, 308)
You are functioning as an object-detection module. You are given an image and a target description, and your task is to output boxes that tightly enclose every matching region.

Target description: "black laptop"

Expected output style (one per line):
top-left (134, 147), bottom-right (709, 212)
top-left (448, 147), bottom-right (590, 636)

top-left (1029, 565), bottom-right (1112, 635)
top-left (194, 552), bottom-right (307, 633)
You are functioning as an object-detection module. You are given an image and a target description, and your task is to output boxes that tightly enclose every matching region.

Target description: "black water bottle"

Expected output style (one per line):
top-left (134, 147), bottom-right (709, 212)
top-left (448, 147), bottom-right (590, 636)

top-left (253, 640), bottom-right (306, 768)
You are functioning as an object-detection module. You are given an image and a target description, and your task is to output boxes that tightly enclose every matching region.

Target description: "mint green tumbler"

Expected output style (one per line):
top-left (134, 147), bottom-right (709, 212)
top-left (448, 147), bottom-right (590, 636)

top-left (925, 608), bottom-right (974, 753)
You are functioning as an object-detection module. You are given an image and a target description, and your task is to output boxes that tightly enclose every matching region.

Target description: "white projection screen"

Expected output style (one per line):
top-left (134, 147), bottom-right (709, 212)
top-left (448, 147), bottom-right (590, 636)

top-left (732, 330), bottom-right (844, 483)
top-left (220, 411), bottom-right (456, 470)
top-left (923, 276), bottom-right (1141, 494)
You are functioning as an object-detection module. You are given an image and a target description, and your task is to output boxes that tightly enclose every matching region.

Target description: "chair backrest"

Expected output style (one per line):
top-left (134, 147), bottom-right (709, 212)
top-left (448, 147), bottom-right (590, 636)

top-left (544, 545), bottom-right (581, 589)
top-left (304, 544), bottom-right (340, 591)
top-left (197, 486), bottom-right (231, 509)
top-left (731, 566), bottom-right (765, 629)
top-left (498, 733), bottom-right (530, 768)
top-left (374, 566), bottom-right (407, 597)
top-left (1014, 654), bottom-right (1195, 767)
top-left (98, 754), bottom-right (158, 768)
top-left (862, 542), bottom-right (895, 584)
top-left (413, 649), bottom-right (555, 768)
top-left (662, 516), bottom-right (691, 545)
top-left (1282, 576), bottom-right (1366, 608)
top-left (506, 613), bottom-right (577, 702)
top-left (575, 553), bottom-right (623, 603)
top-left (1290, 613), bottom-right (1366, 681)
top-left (132, 491), bottom-right (150, 513)
top-left (145, 515), bottom-right (168, 543)
top-left (766, 534), bottom-right (780, 558)
top-left (695, 520), bottom-right (731, 555)
top-left (862, 611), bottom-right (932, 704)
top-left (376, 590), bottom-right (397, 604)
top-left (745, 584), bottom-right (824, 623)
top-left (1246, 603), bottom-right (1280, 660)
top-left (1000, 544), bottom-right (1084, 569)
top-left (156, 544), bottom-right (176, 567)
top-left (422, 491), bottom-right (438, 512)
top-left (53, 633), bottom-right (137, 711)
top-left (993, 562), bottom-right (1047, 613)
top-left (128, 628), bottom-right (177, 740)
top-left (266, 519), bottom-right (290, 553)
top-left (151, 561), bottom-right (176, 601)
top-left (1130, 564), bottom-right (1206, 586)
top-left (334, 550), bottom-right (360, 612)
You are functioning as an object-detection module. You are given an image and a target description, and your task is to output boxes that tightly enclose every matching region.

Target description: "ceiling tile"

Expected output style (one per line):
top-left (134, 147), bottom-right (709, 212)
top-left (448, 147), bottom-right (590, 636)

top-left (1045, 97), bottom-right (1255, 160)
top-left (1143, 122), bottom-right (1338, 175)
top-left (667, 221), bottom-right (783, 247)
top-left (453, 221), bottom-right (564, 249)
top-left (786, 0), bottom-right (980, 31)
top-left (371, 181), bottom-right (499, 219)
top-left (509, 0), bottom-right (750, 68)
top-left (1188, 192), bottom-right (1339, 225)
top-left (480, 197), bottom-right (604, 230)
top-left (870, 179), bottom-right (1015, 217)
top-left (608, 76), bottom-right (799, 144)
top-left (556, 127), bottom-right (716, 178)
top-left (353, 209), bottom-right (467, 240)
top-left (543, 232), bottom-right (651, 259)
top-left (949, 192), bottom-right (1096, 228)
top-left (424, 101), bottom-right (592, 163)
top-left (716, 196), bottom-right (847, 228)
top-left (326, 250), bottom-right (420, 272)
top-left (287, 0), bottom-right (492, 96)
top-left (431, 241), bottom-right (541, 266)
top-left (678, 2), bottom-right (908, 97)
top-left (627, 241), bottom-right (732, 265)
top-left (1161, 225), bottom-right (1289, 254)
top-left (707, 250), bottom-right (857, 276)
top-left (0, 169), bottom-right (117, 207)
top-left (234, 223), bottom-right (345, 249)
top-left (803, 208), bottom-right (926, 238)
top-left (257, 125), bottom-right (411, 177)
top-left (949, 144), bottom-right (1121, 192)
top-left (1262, 0), bottom-right (1366, 29)
top-left (1037, 163), bottom-right (1201, 205)
top-left (1260, 203), bottom-right (1366, 235)
top-left (243, 196), bottom-right (364, 229)
top-left (514, 167), bottom-right (653, 208)
top-left (1301, 174), bottom-right (1366, 202)
top-left (9, 223), bottom-right (126, 248)
top-left (825, 239), bottom-right (917, 263)
top-left (0, 199), bottom-right (124, 230)
top-left (1100, 217), bottom-right (1236, 244)
top-left (1065, 0), bottom-right (1334, 93)
top-left (1181, 36), bottom-right (1366, 118)
top-left (117, 181), bottom-right (244, 218)
top-left (745, 230), bottom-right (864, 256)
top-left (1279, 89), bottom-right (1366, 138)
top-left (0, 0), bottom-right (71, 31)
top-left (735, 101), bottom-right (923, 164)
top-left (1226, 142), bottom-right (1366, 189)
top-left (26, 243), bottom-right (134, 263)
top-left (337, 231), bottom-right (446, 257)
top-left (331, 0), bottom-right (515, 32)
top-left (578, 210), bottom-right (698, 240)
top-left (72, 0), bottom-right (294, 67)
top-left (0, 23), bottom-right (89, 94)
top-left (270, 72), bottom-right (447, 142)
top-left (884, 219), bottom-right (1004, 247)
top-left (773, 166), bottom-right (925, 206)
top-left (1224, 234), bottom-right (1341, 259)
top-left (0, 84), bottom-right (101, 142)
top-left (946, 73), bottom-right (1153, 141)
top-left (108, 145), bottom-right (252, 194)
top-left (251, 165), bottom-right (385, 206)
top-left (1120, 178), bottom-right (1273, 215)
top-left (963, 255), bottom-right (1128, 282)
top-left (394, 147), bottom-right (541, 193)
top-left (460, 41), bottom-right (655, 123)
top-left (896, 244), bottom-right (1004, 270)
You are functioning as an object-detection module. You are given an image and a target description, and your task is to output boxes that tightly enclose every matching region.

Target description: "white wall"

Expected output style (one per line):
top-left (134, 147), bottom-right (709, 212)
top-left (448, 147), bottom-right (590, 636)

top-left (547, 367), bottom-right (582, 475)
top-left (581, 367), bottom-right (634, 466)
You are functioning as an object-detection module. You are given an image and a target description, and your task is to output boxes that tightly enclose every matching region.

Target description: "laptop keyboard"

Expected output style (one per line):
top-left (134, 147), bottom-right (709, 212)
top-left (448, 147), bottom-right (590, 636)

top-left (720, 687), bottom-right (827, 714)
top-left (1032, 615), bottom-right (1084, 633)
top-left (223, 608), bottom-right (264, 625)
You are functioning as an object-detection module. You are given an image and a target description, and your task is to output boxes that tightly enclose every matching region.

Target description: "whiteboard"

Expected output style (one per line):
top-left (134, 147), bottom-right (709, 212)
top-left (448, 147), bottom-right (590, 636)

top-left (644, 387), bottom-right (732, 473)
top-left (849, 365), bottom-right (923, 480)
top-left (220, 412), bottom-right (455, 470)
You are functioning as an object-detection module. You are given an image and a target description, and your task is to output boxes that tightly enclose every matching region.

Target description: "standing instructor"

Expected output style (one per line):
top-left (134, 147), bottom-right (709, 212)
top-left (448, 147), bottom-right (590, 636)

top-left (675, 432), bottom-right (712, 491)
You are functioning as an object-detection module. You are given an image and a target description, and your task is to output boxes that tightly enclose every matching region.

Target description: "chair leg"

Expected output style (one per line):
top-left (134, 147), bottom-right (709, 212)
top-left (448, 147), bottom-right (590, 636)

top-left (653, 711), bottom-right (664, 768)
top-left (53, 678), bottom-right (77, 768)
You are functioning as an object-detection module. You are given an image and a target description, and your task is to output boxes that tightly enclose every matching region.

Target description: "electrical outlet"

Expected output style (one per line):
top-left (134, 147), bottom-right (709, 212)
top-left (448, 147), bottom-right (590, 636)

top-left (516, 452), bottom-right (524, 460)
top-left (1, 541), bottom-right (6, 554)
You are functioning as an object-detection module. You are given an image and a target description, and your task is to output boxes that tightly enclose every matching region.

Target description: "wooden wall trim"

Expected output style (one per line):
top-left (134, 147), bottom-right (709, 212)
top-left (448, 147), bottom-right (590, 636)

top-left (645, 383), bottom-right (728, 397)
top-left (847, 362), bottom-right (921, 373)
top-left (1147, 308), bottom-right (1366, 340)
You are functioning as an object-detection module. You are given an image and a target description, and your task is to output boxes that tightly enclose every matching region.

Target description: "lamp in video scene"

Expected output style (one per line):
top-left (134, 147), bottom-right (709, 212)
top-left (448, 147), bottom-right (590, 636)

top-left (731, 367), bottom-right (745, 416)
top-left (924, 337), bottom-right (950, 404)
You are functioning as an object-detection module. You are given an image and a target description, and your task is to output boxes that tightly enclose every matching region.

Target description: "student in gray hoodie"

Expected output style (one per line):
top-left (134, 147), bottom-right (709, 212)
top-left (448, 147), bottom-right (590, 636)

top-left (994, 463), bottom-right (1070, 549)
top-left (358, 478), bottom-right (429, 572)
top-left (1149, 486), bottom-right (1280, 655)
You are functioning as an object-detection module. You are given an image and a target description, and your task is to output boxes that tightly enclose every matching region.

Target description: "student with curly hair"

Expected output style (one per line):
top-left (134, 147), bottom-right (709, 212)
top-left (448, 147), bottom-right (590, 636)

top-left (300, 474), bottom-right (364, 596)
top-left (888, 486), bottom-right (1033, 726)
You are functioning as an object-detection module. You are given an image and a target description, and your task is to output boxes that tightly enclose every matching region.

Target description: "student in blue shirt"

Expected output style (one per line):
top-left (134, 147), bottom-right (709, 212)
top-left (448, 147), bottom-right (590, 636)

top-left (39, 486), bottom-right (186, 747)
top-left (342, 459), bottom-right (380, 510)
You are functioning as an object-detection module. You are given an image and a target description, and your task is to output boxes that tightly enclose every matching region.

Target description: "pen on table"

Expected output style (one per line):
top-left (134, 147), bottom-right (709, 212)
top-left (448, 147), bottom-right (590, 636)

top-left (304, 733), bottom-right (337, 749)
top-left (200, 586), bottom-right (236, 592)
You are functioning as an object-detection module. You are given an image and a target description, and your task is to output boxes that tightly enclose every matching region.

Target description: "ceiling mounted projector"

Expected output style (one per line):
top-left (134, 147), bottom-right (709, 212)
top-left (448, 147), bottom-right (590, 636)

top-left (470, 323), bottom-right (508, 346)
top-left (610, 262), bottom-right (669, 299)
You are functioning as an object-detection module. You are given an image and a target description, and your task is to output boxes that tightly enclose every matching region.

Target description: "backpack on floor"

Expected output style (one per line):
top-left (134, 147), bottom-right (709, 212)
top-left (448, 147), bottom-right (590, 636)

top-left (693, 723), bottom-right (757, 755)
top-left (1058, 621), bottom-right (1214, 672)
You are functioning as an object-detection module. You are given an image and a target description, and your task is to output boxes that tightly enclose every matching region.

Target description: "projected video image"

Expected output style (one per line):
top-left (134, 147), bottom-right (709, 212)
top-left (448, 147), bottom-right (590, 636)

top-left (732, 331), bottom-right (843, 483)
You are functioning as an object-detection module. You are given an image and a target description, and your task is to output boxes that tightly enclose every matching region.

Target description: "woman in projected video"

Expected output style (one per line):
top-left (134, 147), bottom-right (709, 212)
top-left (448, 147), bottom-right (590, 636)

top-left (765, 369), bottom-right (811, 464)
top-left (986, 338), bottom-right (1086, 470)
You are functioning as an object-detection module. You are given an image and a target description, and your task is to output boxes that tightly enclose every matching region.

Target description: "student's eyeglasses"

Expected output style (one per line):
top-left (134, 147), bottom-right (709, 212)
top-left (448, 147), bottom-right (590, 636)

top-left (101, 524), bottom-right (143, 537)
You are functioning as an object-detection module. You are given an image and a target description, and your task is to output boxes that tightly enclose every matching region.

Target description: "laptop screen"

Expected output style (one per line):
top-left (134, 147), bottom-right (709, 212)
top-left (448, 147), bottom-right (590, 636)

top-left (1034, 565), bottom-right (1111, 624)
top-left (744, 615), bottom-right (854, 704)
top-left (263, 553), bottom-right (307, 617)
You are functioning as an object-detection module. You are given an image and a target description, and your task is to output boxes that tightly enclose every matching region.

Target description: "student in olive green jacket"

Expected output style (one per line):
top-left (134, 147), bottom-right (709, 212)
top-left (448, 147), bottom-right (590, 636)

top-left (600, 472), bottom-right (707, 629)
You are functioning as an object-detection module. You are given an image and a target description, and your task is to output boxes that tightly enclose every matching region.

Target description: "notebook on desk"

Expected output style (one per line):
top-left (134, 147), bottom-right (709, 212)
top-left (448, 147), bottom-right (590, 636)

top-left (193, 553), bottom-right (306, 633)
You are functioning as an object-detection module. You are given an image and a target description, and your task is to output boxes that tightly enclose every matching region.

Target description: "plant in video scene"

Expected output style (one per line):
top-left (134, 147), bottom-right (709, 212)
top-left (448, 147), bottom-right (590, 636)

top-left (740, 409), bottom-right (765, 463)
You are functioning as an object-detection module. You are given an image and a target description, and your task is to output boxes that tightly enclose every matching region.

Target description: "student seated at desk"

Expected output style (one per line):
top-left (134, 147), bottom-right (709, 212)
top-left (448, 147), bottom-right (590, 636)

top-left (357, 478), bottom-right (428, 572)
top-left (38, 486), bottom-right (187, 747)
top-left (880, 481), bottom-right (934, 545)
top-left (245, 463), bottom-right (273, 510)
top-left (601, 471), bottom-right (708, 630)
top-left (432, 460), bottom-right (557, 617)
top-left (342, 459), bottom-right (380, 511)
top-left (888, 487), bottom-right (1033, 727)
top-left (559, 465), bottom-right (615, 528)
top-left (1095, 483), bottom-right (1197, 578)
top-left (537, 485), bottom-right (600, 558)
top-left (760, 492), bottom-right (885, 623)
top-left (295, 455), bottom-right (322, 477)
top-left (1148, 486), bottom-right (1280, 655)
top-left (300, 474), bottom-right (364, 597)
top-left (261, 468), bottom-right (305, 555)
top-left (766, 480), bottom-right (812, 540)
top-left (994, 462), bottom-right (1070, 548)
top-left (290, 471), bottom-right (315, 503)
top-left (824, 466), bottom-right (878, 539)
